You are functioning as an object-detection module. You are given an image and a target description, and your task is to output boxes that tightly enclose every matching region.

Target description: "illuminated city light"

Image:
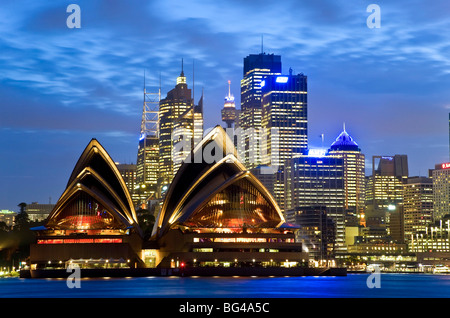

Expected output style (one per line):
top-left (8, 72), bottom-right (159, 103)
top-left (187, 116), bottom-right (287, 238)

top-left (388, 204), bottom-right (396, 211)
top-left (308, 148), bottom-right (328, 157)
top-left (275, 76), bottom-right (289, 83)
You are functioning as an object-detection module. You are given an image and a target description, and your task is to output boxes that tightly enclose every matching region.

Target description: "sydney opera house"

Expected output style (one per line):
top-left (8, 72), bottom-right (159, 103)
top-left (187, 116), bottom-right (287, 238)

top-left (29, 126), bottom-right (308, 274)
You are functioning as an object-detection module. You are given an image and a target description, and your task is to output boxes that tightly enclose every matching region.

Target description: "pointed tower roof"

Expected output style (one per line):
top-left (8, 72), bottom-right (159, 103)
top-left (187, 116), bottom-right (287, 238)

top-left (176, 58), bottom-right (187, 85)
top-left (330, 125), bottom-right (360, 151)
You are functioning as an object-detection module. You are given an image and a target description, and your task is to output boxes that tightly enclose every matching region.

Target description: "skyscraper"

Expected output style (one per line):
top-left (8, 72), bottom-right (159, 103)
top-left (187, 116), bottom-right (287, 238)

top-left (136, 78), bottom-right (160, 207)
top-left (172, 94), bottom-right (204, 176)
top-left (239, 52), bottom-right (282, 169)
top-left (285, 206), bottom-right (336, 263)
top-left (116, 163), bottom-right (138, 205)
top-left (365, 155), bottom-right (408, 235)
top-left (403, 176), bottom-right (433, 241)
top-left (159, 61), bottom-right (203, 187)
top-left (328, 126), bottom-right (365, 217)
top-left (221, 80), bottom-right (238, 129)
top-left (284, 151), bottom-right (346, 254)
top-left (433, 162), bottom-right (450, 222)
top-left (260, 69), bottom-right (308, 168)
top-left (253, 68), bottom-right (308, 212)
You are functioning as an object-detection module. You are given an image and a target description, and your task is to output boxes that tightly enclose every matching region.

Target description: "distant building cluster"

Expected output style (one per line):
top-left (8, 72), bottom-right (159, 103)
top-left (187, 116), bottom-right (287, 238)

top-left (119, 51), bottom-right (450, 269)
top-left (11, 51), bottom-right (450, 272)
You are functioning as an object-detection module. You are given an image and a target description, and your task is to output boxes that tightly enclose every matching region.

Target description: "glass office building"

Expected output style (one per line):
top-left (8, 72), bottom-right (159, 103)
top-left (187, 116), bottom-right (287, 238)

top-left (285, 152), bottom-right (346, 254)
top-left (239, 53), bottom-right (282, 169)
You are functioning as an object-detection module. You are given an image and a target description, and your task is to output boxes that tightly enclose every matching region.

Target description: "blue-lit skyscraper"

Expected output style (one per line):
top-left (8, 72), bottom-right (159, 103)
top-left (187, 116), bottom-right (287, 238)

top-left (261, 69), bottom-right (308, 167)
top-left (328, 127), bottom-right (365, 218)
top-left (284, 128), bottom-right (365, 256)
top-left (253, 68), bottom-right (308, 213)
top-left (284, 151), bottom-right (345, 256)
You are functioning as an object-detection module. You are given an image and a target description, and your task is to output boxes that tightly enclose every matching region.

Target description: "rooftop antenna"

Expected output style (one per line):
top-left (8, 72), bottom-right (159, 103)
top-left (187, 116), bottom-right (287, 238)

top-left (343, 122), bottom-right (346, 132)
top-left (193, 59), bottom-right (195, 104)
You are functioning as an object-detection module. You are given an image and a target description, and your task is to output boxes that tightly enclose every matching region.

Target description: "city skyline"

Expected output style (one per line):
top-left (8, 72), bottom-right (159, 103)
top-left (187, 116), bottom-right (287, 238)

top-left (2, 0), bottom-right (450, 211)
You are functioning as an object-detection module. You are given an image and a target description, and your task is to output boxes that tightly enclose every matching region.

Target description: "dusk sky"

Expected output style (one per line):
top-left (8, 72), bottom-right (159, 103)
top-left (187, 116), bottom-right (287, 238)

top-left (1, 0), bottom-right (450, 212)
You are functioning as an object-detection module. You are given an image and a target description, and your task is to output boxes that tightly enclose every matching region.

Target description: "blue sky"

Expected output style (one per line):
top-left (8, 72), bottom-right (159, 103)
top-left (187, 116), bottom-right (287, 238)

top-left (1, 0), bottom-right (450, 211)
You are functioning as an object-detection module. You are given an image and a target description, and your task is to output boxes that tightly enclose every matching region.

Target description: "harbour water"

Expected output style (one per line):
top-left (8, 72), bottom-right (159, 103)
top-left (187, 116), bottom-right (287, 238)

top-left (0, 273), bottom-right (449, 298)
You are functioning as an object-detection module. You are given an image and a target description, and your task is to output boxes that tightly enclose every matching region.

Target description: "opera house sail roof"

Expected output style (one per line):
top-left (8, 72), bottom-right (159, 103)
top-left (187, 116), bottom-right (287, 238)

top-left (41, 138), bottom-right (140, 235)
top-left (154, 126), bottom-right (291, 237)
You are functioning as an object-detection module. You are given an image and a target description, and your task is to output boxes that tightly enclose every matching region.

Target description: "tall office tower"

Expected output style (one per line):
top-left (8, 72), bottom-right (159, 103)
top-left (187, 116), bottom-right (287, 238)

top-left (365, 155), bottom-right (408, 235)
top-left (239, 52), bottom-right (282, 169)
top-left (116, 163), bottom-right (138, 205)
top-left (284, 152), bottom-right (346, 254)
top-left (136, 79), bottom-right (160, 208)
top-left (285, 206), bottom-right (336, 263)
top-left (221, 80), bottom-right (238, 129)
top-left (260, 69), bottom-right (308, 168)
top-left (172, 94), bottom-right (204, 176)
top-left (159, 62), bottom-right (203, 187)
top-left (432, 162), bottom-right (450, 221)
top-left (328, 127), bottom-right (365, 218)
top-left (255, 68), bottom-right (307, 214)
top-left (403, 176), bottom-right (433, 241)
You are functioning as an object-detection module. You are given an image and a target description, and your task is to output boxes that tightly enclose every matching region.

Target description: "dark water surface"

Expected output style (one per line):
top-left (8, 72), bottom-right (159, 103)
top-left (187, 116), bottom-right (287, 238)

top-left (1, 273), bottom-right (449, 298)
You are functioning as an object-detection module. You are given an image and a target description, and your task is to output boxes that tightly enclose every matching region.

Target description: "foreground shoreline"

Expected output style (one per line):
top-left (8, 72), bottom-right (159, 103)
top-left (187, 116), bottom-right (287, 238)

top-left (20, 266), bottom-right (347, 278)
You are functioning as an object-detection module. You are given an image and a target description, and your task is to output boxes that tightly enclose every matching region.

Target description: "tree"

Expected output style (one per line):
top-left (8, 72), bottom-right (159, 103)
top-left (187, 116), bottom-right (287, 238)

top-left (136, 208), bottom-right (156, 240)
top-left (14, 203), bottom-right (29, 232)
top-left (0, 221), bottom-right (9, 232)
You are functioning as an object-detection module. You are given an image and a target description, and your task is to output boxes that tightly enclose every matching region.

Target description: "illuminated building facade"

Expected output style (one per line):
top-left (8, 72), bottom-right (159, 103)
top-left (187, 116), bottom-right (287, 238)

top-left (409, 217), bottom-right (450, 253)
top-left (136, 137), bottom-right (159, 205)
top-left (25, 202), bottom-right (55, 222)
top-left (346, 241), bottom-right (407, 255)
top-left (284, 152), bottom-right (346, 254)
top-left (432, 163), bottom-right (450, 222)
top-left (248, 69), bottom-right (308, 214)
top-left (328, 127), bottom-right (365, 218)
top-left (221, 80), bottom-right (238, 129)
top-left (136, 79), bottom-right (160, 206)
top-left (239, 53), bottom-right (282, 169)
top-left (365, 155), bottom-right (408, 233)
top-left (30, 139), bottom-right (144, 270)
top-left (159, 64), bottom-right (203, 187)
top-left (403, 176), bottom-right (433, 242)
top-left (172, 95), bottom-right (204, 177)
top-left (260, 69), bottom-right (308, 168)
top-left (0, 210), bottom-right (16, 228)
top-left (146, 126), bottom-right (306, 268)
top-left (285, 206), bottom-right (336, 263)
top-left (116, 163), bottom-right (138, 206)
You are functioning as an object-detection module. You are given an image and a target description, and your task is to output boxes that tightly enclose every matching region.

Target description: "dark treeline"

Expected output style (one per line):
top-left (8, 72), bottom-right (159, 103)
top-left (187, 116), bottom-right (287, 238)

top-left (0, 203), bottom-right (44, 269)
